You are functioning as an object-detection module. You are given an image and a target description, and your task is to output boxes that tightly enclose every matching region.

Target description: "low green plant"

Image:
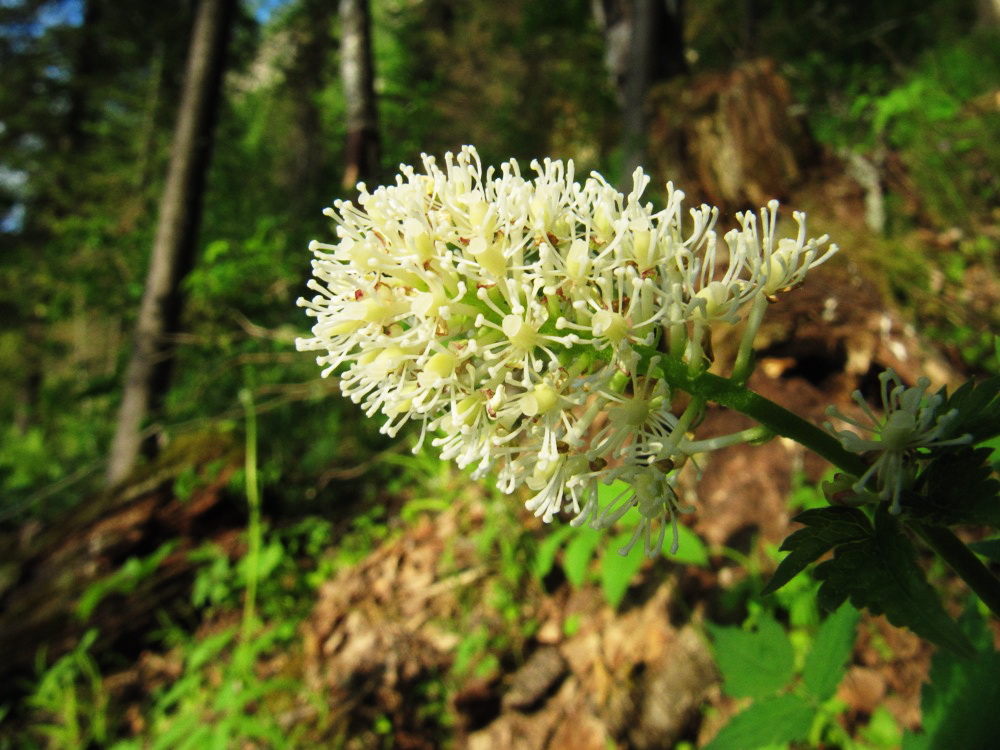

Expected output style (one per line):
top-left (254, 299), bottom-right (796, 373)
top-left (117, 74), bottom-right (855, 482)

top-left (24, 629), bottom-right (112, 749)
top-left (331, 502), bottom-right (390, 567)
top-left (451, 624), bottom-right (503, 680)
top-left (917, 249), bottom-right (1000, 374)
top-left (188, 534), bottom-right (295, 616)
top-left (77, 542), bottom-right (178, 621)
top-left (706, 603), bottom-right (882, 750)
top-left (111, 622), bottom-right (304, 750)
top-left (103, 387), bottom-right (322, 748)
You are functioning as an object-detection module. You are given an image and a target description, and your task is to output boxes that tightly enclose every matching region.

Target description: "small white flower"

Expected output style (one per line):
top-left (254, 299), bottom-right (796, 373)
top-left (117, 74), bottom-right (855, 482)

top-left (827, 369), bottom-right (972, 513)
top-left (590, 352), bottom-right (677, 464)
top-left (748, 201), bottom-right (838, 298)
top-left (591, 471), bottom-right (690, 558)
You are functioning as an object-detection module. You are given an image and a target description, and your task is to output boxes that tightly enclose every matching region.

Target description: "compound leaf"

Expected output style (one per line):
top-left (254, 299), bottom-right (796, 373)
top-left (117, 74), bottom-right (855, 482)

top-left (943, 376), bottom-right (1000, 444)
top-left (762, 506), bottom-right (872, 596)
top-left (912, 446), bottom-right (1000, 526)
top-left (708, 615), bottom-right (795, 699)
top-left (814, 507), bottom-right (973, 657)
top-left (704, 693), bottom-right (814, 750)
top-left (903, 605), bottom-right (1000, 749)
top-left (801, 602), bottom-right (861, 702)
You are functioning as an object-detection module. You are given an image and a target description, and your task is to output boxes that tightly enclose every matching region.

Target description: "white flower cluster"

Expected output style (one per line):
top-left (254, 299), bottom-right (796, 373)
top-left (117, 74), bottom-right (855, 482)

top-left (827, 370), bottom-right (972, 514)
top-left (298, 146), bottom-right (836, 556)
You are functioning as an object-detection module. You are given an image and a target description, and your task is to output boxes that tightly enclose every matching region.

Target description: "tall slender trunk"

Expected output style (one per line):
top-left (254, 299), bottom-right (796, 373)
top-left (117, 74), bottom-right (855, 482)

top-left (340, 0), bottom-right (381, 190)
top-left (284, 0), bottom-right (335, 212)
top-left (106, 0), bottom-right (236, 487)
top-left (595, 0), bottom-right (686, 181)
top-left (978, 0), bottom-right (1000, 27)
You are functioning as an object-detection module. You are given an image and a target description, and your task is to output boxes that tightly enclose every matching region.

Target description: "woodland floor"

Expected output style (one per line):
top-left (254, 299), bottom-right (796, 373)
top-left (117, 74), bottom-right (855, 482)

top-left (4, 58), bottom-right (999, 746)
top-left (13, 252), bottom-right (988, 748)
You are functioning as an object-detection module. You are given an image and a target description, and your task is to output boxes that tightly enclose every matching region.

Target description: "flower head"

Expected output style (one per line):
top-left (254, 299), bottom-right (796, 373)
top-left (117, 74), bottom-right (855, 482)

top-left (298, 146), bottom-right (836, 555)
top-left (826, 369), bottom-right (972, 513)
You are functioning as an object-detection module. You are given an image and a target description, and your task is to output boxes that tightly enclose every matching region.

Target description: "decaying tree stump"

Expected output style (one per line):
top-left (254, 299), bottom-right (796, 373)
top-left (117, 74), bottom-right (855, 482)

top-left (647, 58), bottom-right (818, 210)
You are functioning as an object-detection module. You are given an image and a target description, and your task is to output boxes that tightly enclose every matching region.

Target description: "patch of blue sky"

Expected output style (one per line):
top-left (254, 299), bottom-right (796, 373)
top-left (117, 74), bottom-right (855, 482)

top-left (251, 0), bottom-right (293, 24)
top-left (0, 0), bottom-right (83, 38)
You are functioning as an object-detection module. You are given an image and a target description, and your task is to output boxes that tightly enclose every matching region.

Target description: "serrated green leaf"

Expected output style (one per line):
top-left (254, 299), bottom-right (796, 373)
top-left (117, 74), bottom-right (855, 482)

top-left (912, 446), bottom-right (1000, 526)
top-left (761, 507), bottom-right (872, 596)
top-left (709, 616), bottom-right (795, 699)
top-left (801, 602), bottom-right (860, 701)
top-left (968, 537), bottom-right (1000, 563)
top-left (944, 376), bottom-right (1000, 443)
top-left (665, 521), bottom-right (710, 566)
top-left (902, 605), bottom-right (1000, 749)
top-left (704, 693), bottom-right (814, 750)
top-left (600, 532), bottom-right (647, 608)
top-left (814, 508), bottom-right (974, 657)
top-left (563, 527), bottom-right (602, 589)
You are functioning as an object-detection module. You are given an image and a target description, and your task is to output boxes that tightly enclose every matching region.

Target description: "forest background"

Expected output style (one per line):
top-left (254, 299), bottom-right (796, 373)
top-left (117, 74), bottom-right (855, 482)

top-left (1, 0), bottom-right (999, 747)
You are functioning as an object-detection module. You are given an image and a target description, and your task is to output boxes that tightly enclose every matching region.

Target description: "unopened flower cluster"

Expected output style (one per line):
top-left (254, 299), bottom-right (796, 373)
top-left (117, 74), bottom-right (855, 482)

top-left (827, 370), bottom-right (971, 514)
top-left (298, 146), bottom-right (836, 555)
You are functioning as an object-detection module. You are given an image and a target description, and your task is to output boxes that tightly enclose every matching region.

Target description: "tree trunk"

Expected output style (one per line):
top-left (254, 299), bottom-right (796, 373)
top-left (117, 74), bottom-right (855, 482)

top-left (283, 0), bottom-right (336, 212)
top-left (340, 0), bottom-right (381, 190)
top-left (978, 0), bottom-right (1000, 27)
top-left (646, 59), bottom-right (817, 210)
top-left (594, 0), bottom-right (686, 180)
top-left (106, 0), bottom-right (236, 487)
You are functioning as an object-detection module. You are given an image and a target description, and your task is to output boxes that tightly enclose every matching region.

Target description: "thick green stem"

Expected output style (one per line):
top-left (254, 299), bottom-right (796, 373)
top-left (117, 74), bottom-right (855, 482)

top-left (653, 356), bottom-right (868, 476)
top-left (652, 353), bottom-right (1000, 618)
top-left (911, 522), bottom-right (1000, 618)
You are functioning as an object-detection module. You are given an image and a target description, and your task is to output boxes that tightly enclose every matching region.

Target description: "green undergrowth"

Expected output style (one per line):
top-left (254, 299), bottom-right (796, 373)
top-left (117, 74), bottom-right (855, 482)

top-left (5, 461), bottom-right (993, 748)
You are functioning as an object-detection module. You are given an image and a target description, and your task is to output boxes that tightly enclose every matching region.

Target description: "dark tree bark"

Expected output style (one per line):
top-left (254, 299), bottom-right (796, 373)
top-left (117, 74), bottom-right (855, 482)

top-left (594, 0), bottom-right (686, 180)
top-left (339, 0), bottom-right (381, 190)
top-left (283, 0), bottom-right (336, 211)
top-left (106, 0), bottom-right (236, 487)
